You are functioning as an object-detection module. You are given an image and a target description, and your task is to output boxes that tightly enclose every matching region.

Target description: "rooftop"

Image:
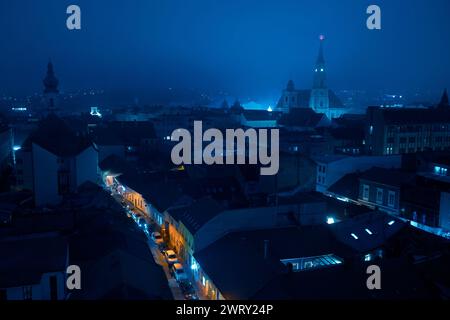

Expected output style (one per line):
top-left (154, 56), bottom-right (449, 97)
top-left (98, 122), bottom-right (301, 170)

top-left (23, 114), bottom-right (93, 157)
top-left (167, 197), bottom-right (224, 234)
top-left (360, 167), bottom-right (416, 187)
top-left (278, 108), bottom-right (327, 128)
top-left (194, 225), bottom-right (352, 299)
top-left (0, 235), bottom-right (68, 288)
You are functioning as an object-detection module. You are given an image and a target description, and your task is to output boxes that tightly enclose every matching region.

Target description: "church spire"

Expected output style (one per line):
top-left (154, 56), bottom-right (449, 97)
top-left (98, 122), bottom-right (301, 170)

top-left (313, 35), bottom-right (327, 89)
top-left (316, 34), bottom-right (325, 65)
top-left (43, 60), bottom-right (59, 94)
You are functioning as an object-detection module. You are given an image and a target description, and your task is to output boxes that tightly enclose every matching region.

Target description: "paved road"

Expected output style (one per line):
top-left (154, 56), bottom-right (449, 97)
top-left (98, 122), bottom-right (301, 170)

top-left (111, 191), bottom-right (186, 300)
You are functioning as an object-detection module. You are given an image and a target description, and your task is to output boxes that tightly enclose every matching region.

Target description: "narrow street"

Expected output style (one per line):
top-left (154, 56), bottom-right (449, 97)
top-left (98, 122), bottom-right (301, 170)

top-left (110, 190), bottom-right (199, 300)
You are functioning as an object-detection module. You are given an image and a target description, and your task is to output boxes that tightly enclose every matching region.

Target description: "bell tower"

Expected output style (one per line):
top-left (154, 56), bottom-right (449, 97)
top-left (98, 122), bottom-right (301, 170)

top-left (309, 35), bottom-right (329, 114)
top-left (43, 60), bottom-right (60, 113)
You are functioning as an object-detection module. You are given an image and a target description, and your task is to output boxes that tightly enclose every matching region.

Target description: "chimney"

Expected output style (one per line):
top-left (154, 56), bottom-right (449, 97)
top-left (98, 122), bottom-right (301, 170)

top-left (264, 240), bottom-right (269, 260)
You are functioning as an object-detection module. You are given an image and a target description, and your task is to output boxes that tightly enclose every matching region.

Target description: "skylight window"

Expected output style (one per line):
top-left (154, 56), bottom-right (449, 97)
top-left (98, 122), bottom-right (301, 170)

top-left (281, 254), bottom-right (344, 272)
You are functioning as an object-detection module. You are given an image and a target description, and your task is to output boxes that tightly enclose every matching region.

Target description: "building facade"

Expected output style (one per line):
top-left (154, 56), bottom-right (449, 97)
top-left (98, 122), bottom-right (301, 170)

top-left (366, 98), bottom-right (450, 156)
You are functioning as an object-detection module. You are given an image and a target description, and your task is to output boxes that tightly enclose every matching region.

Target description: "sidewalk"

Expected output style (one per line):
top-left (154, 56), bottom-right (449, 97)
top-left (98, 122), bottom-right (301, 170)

top-left (147, 240), bottom-right (185, 300)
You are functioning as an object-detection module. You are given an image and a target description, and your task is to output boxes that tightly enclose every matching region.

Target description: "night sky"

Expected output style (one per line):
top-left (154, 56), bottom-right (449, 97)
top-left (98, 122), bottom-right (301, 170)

top-left (1, 0), bottom-right (449, 98)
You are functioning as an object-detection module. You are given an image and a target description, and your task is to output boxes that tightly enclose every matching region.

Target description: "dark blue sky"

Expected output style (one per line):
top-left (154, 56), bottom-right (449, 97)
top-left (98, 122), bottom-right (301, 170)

top-left (1, 0), bottom-right (449, 98)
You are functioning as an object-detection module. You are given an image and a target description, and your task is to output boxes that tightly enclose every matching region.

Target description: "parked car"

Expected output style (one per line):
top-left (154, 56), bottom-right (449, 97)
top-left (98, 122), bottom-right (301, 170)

top-left (180, 282), bottom-right (199, 300)
top-left (171, 263), bottom-right (188, 282)
top-left (158, 242), bottom-right (168, 253)
top-left (137, 217), bottom-right (145, 226)
top-left (164, 250), bottom-right (178, 265)
top-left (185, 292), bottom-right (199, 300)
top-left (151, 232), bottom-right (164, 245)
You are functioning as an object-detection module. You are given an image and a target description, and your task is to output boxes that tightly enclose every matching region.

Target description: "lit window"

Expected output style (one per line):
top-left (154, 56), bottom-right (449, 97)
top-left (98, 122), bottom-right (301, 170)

top-left (327, 217), bottom-right (335, 225)
top-left (202, 276), bottom-right (206, 287)
top-left (434, 166), bottom-right (448, 176)
top-left (351, 233), bottom-right (359, 240)
top-left (365, 228), bottom-right (373, 235)
top-left (388, 220), bottom-right (395, 226)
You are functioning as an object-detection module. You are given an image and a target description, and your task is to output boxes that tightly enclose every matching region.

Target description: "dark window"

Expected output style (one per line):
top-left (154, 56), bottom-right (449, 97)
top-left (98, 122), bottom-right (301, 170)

top-left (400, 137), bottom-right (407, 143)
top-left (0, 289), bottom-right (6, 300)
top-left (58, 171), bottom-right (70, 195)
top-left (50, 276), bottom-right (58, 300)
top-left (23, 286), bottom-right (32, 300)
top-left (408, 137), bottom-right (416, 143)
top-left (16, 159), bottom-right (23, 165)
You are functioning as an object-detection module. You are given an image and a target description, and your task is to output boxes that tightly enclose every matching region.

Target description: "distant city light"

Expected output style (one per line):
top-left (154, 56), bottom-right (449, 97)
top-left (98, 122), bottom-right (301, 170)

top-left (320, 68), bottom-right (324, 72)
top-left (90, 106), bottom-right (102, 118)
top-left (11, 107), bottom-right (27, 111)
top-left (351, 233), bottom-right (359, 240)
top-left (365, 228), bottom-right (373, 235)
top-left (327, 217), bottom-right (335, 225)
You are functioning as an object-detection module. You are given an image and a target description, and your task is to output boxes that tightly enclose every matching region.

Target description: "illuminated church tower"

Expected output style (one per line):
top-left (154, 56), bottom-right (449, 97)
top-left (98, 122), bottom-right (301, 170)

top-left (309, 35), bottom-right (329, 114)
top-left (276, 35), bottom-right (346, 118)
top-left (43, 61), bottom-right (59, 113)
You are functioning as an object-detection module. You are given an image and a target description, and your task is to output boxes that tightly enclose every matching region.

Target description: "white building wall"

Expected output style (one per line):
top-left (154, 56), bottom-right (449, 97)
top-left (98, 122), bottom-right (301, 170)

top-left (15, 149), bottom-right (34, 191)
top-left (439, 192), bottom-right (450, 231)
top-left (5, 271), bottom-right (65, 300)
top-left (32, 143), bottom-right (60, 206)
top-left (75, 146), bottom-right (98, 187)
